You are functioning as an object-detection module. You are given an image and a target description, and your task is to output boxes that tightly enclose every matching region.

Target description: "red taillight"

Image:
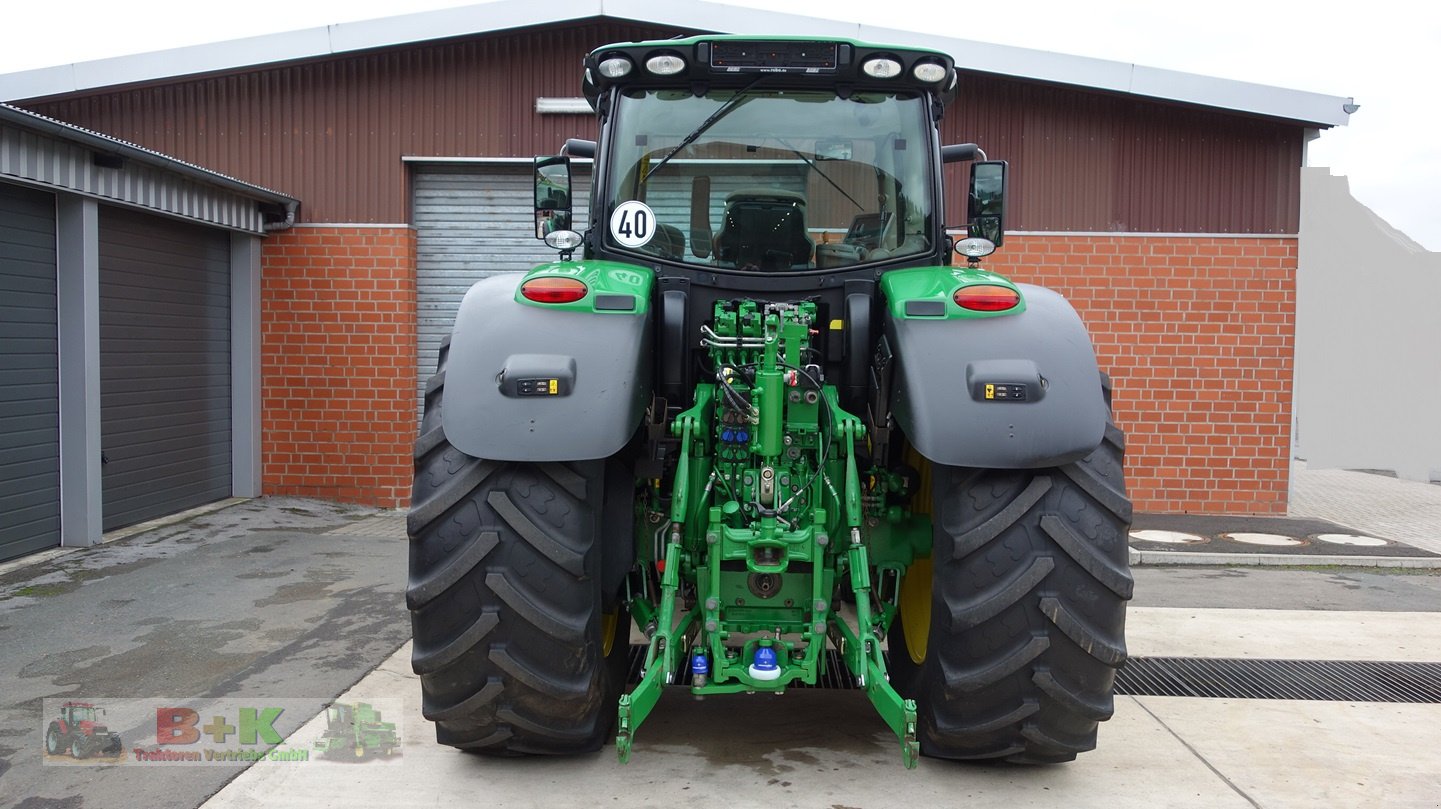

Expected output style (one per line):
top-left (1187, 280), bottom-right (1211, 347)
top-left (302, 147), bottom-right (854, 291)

top-left (520, 276), bottom-right (588, 304)
top-left (953, 284), bottom-right (1020, 312)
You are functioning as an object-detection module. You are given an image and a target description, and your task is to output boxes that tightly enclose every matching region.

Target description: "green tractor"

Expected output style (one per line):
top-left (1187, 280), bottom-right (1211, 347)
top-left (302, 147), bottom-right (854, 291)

top-left (407, 36), bottom-right (1131, 768)
top-left (313, 702), bottom-right (399, 759)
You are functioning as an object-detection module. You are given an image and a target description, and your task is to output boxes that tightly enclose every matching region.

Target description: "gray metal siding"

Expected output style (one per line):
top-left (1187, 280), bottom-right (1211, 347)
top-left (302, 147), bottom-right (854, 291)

top-left (413, 164), bottom-right (590, 413)
top-left (1, 121), bottom-right (271, 234)
top-left (25, 20), bottom-right (681, 223)
top-left (99, 206), bottom-right (231, 530)
top-left (0, 182), bottom-right (60, 561)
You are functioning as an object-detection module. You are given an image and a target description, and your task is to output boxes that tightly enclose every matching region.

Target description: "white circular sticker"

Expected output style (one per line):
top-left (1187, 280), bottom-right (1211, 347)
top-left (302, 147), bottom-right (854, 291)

top-left (610, 201), bottom-right (656, 248)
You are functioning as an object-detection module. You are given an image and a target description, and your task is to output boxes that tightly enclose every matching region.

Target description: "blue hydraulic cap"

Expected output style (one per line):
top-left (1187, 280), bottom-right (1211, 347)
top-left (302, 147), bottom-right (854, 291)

top-left (749, 643), bottom-right (781, 681)
top-left (691, 650), bottom-right (710, 688)
top-left (736, 430), bottom-right (750, 444)
top-left (721, 429), bottom-right (735, 443)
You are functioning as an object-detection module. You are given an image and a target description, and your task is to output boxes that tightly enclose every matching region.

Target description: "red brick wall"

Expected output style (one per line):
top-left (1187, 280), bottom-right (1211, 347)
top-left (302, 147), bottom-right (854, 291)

top-left (991, 235), bottom-right (1296, 515)
top-left (261, 226), bottom-right (417, 508)
top-left (255, 229), bottom-right (1293, 515)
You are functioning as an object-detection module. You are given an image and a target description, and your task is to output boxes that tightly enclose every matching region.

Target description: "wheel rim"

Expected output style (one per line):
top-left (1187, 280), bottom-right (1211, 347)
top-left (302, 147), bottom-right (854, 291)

top-left (899, 556), bottom-right (932, 664)
top-left (600, 611), bottom-right (619, 657)
top-left (46, 728), bottom-right (59, 754)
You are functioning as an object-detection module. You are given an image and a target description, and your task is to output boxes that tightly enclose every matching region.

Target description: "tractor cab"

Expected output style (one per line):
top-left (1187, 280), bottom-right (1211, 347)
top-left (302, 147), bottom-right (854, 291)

top-left (62, 703), bottom-right (98, 725)
top-left (534, 38), bottom-right (1008, 279)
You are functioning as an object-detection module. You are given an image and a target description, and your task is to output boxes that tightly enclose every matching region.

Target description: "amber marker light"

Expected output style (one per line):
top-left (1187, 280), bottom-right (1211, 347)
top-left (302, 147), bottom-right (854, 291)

top-left (953, 284), bottom-right (1020, 312)
top-left (521, 276), bottom-right (588, 304)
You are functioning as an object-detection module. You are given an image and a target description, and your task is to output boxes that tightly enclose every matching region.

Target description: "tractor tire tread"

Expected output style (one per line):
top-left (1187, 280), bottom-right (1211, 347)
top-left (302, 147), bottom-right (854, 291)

top-left (405, 531), bottom-right (499, 610)
top-left (486, 571), bottom-right (588, 642)
top-left (1039, 596), bottom-right (1127, 666)
top-left (1040, 514), bottom-right (1134, 599)
top-left (947, 556), bottom-right (1055, 630)
top-left (411, 610), bottom-right (499, 674)
top-left (486, 489), bottom-right (587, 577)
top-left (407, 344), bottom-right (626, 757)
top-left (914, 379), bottom-right (1131, 763)
top-left (423, 678), bottom-right (504, 722)
top-left (949, 476), bottom-right (1052, 560)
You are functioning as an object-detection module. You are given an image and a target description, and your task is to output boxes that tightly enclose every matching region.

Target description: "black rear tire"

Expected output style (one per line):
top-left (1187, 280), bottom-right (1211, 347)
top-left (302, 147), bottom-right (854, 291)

top-left (45, 723), bottom-right (64, 756)
top-left (892, 376), bottom-right (1132, 763)
top-left (407, 338), bottom-right (629, 755)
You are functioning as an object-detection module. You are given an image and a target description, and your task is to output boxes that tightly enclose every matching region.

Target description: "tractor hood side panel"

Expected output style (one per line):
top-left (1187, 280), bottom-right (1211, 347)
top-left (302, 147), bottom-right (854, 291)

top-left (887, 283), bottom-right (1107, 469)
top-left (442, 273), bottom-right (652, 461)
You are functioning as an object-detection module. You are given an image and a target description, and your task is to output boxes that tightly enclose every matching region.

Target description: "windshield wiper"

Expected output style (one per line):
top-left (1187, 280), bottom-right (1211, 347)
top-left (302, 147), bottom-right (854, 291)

top-left (642, 75), bottom-right (771, 183)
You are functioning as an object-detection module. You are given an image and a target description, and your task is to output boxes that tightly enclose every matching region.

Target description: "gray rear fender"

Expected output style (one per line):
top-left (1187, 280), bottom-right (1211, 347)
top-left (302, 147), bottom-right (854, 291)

top-left (887, 283), bottom-right (1106, 469)
top-left (441, 273), bottom-right (652, 461)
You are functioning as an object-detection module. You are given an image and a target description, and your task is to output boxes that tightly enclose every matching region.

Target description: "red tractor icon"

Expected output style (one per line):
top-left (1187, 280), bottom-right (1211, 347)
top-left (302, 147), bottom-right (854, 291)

top-left (46, 702), bottom-right (123, 759)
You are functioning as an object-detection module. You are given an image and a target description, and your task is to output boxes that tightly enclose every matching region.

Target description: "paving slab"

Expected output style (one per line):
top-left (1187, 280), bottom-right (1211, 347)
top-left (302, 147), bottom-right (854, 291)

top-left (201, 642), bottom-right (1253, 809)
top-left (1134, 698), bottom-right (1441, 809)
top-left (1126, 607), bottom-right (1441, 661)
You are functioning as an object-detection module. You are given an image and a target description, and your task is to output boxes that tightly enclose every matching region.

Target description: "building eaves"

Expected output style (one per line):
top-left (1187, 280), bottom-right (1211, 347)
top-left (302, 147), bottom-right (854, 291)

top-left (0, 0), bottom-right (1353, 128)
top-left (0, 102), bottom-right (298, 207)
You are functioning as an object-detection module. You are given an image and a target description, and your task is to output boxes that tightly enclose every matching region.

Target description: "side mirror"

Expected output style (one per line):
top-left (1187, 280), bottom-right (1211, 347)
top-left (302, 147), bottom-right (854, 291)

top-left (967, 160), bottom-right (1008, 247)
top-left (534, 155), bottom-right (573, 239)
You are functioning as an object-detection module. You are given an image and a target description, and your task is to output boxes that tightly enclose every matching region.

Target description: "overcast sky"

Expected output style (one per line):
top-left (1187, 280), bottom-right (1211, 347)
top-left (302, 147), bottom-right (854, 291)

top-left (3, 0), bottom-right (1437, 250)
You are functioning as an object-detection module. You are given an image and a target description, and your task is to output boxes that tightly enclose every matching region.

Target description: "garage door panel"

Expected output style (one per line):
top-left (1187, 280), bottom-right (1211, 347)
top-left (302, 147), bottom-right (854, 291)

top-left (106, 446), bottom-right (230, 481)
top-left (0, 182), bottom-right (60, 561)
top-left (101, 358), bottom-right (230, 378)
top-left (0, 416), bottom-right (58, 446)
top-left (99, 205), bottom-right (230, 531)
top-left (413, 164), bottom-right (592, 415)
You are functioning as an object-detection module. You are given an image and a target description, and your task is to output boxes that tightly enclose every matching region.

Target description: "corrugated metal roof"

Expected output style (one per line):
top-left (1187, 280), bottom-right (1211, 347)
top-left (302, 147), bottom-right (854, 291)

top-left (0, 102), bottom-right (296, 233)
top-left (26, 21), bottom-right (669, 224)
top-left (25, 21), bottom-right (1306, 232)
top-left (0, 0), bottom-right (1353, 128)
top-left (0, 102), bottom-right (296, 204)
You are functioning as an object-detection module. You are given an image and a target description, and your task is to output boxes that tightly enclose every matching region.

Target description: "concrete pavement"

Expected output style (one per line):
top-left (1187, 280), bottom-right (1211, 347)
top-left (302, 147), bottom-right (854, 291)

top-left (1127, 460), bottom-right (1441, 566)
top-left (0, 498), bottom-right (410, 809)
top-left (201, 609), bottom-right (1441, 809)
top-left (1290, 460), bottom-right (1441, 554)
top-left (2, 458), bottom-right (1439, 808)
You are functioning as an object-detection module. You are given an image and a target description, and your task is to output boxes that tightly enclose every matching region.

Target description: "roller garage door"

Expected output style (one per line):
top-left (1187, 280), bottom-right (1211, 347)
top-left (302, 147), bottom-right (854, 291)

top-left (0, 183), bottom-right (60, 561)
top-left (99, 207), bottom-right (231, 531)
top-left (412, 164), bottom-right (590, 410)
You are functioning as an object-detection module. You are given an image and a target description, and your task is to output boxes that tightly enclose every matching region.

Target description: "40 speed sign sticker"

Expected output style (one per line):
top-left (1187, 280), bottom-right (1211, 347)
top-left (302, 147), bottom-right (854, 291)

top-left (610, 200), bottom-right (656, 248)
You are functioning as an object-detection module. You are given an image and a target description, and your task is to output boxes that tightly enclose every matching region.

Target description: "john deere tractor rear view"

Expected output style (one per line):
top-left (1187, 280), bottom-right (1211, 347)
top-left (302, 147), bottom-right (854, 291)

top-left (407, 36), bottom-right (1132, 768)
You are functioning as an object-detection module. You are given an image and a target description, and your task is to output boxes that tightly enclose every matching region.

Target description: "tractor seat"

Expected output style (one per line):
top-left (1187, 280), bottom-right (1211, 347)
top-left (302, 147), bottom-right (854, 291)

top-left (714, 189), bottom-right (813, 271)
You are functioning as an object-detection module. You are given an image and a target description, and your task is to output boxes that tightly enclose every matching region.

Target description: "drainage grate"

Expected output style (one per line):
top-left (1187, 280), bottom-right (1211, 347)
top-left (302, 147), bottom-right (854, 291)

top-left (1117, 657), bottom-right (1441, 703)
top-left (627, 646), bottom-right (1441, 704)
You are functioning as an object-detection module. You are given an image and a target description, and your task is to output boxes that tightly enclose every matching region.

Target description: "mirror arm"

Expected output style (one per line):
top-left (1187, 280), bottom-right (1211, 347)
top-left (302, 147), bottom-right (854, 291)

top-left (941, 143), bottom-right (987, 164)
top-left (563, 139), bottom-right (597, 159)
